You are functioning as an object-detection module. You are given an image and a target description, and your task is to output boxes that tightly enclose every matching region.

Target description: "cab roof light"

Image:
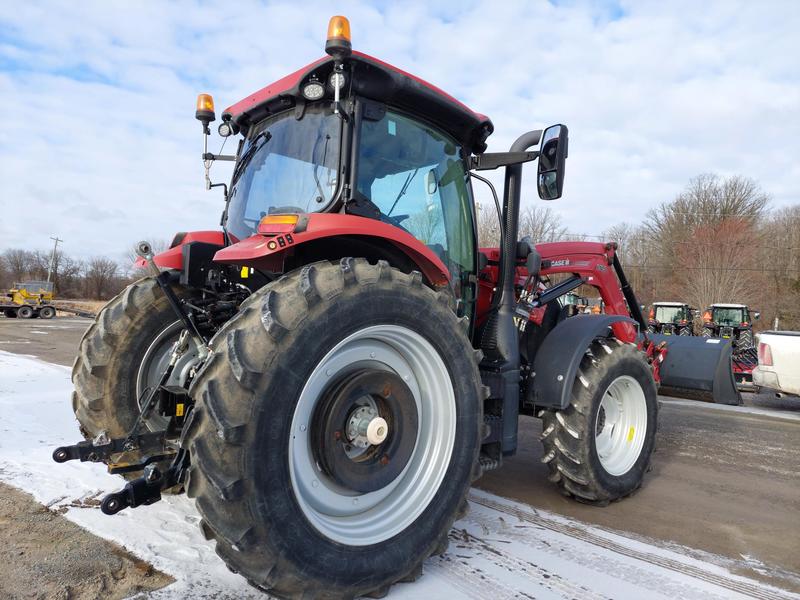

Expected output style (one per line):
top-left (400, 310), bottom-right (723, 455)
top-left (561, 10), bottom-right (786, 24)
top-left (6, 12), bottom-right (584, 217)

top-left (326, 15), bottom-right (352, 58)
top-left (195, 93), bottom-right (215, 122)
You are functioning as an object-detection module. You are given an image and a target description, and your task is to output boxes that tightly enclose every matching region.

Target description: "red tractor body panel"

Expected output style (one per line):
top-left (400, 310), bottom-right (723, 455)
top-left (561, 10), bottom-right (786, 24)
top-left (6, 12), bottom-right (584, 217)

top-left (478, 241), bottom-right (637, 343)
top-left (213, 213), bottom-right (451, 286)
top-left (134, 230), bottom-right (226, 270)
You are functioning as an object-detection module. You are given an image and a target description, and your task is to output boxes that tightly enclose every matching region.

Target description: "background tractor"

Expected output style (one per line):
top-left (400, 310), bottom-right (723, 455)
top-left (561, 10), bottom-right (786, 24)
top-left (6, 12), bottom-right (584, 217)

top-left (53, 16), bottom-right (734, 599)
top-left (702, 303), bottom-right (759, 348)
top-left (702, 303), bottom-right (760, 389)
top-left (647, 301), bottom-right (695, 336)
top-left (1, 281), bottom-right (56, 319)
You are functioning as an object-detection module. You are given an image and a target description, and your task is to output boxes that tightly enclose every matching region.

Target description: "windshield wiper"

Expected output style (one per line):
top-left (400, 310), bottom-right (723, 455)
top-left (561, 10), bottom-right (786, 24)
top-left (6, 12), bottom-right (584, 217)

top-left (231, 131), bottom-right (272, 185)
top-left (309, 133), bottom-right (331, 209)
top-left (387, 168), bottom-right (419, 216)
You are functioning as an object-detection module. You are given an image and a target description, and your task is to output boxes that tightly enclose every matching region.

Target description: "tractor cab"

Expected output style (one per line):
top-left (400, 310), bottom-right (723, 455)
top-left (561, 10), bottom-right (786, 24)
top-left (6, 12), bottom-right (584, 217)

top-left (196, 17), bottom-right (566, 327)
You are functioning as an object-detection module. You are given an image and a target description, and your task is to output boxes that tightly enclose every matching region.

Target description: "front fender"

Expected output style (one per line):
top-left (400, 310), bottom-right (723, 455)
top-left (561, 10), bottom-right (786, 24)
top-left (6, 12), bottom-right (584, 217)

top-left (532, 314), bottom-right (637, 410)
top-left (212, 213), bottom-right (451, 286)
top-left (133, 230), bottom-right (226, 271)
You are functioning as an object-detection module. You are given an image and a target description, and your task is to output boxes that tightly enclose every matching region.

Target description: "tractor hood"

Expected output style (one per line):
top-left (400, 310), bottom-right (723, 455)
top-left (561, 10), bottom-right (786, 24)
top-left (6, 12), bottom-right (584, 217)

top-left (222, 52), bottom-right (494, 153)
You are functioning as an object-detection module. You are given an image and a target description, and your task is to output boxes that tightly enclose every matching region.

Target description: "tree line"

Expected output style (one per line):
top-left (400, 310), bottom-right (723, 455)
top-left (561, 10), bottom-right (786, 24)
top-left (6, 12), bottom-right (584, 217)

top-left (0, 241), bottom-right (168, 301)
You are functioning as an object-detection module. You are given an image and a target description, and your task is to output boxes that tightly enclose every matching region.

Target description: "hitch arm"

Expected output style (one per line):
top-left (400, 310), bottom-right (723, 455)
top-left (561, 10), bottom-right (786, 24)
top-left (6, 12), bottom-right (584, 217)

top-left (53, 431), bottom-right (167, 464)
top-left (101, 449), bottom-right (190, 515)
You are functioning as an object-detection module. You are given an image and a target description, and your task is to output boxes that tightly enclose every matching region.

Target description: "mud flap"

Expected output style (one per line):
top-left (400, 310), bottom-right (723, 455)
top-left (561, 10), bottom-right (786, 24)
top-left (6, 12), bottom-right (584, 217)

top-left (651, 334), bottom-right (742, 405)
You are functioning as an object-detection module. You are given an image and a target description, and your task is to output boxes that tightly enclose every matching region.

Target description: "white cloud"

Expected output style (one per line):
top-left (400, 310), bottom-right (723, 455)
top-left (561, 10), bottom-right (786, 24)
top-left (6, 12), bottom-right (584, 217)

top-left (1, 0), bottom-right (798, 261)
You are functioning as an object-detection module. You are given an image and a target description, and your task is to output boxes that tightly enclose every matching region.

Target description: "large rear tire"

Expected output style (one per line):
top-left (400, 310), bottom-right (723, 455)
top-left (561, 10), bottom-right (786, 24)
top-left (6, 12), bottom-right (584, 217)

top-left (39, 306), bottom-right (56, 319)
top-left (17, 305), bottom-right (33, 319)
top-left (184, 259), bottom-right (482, 599)
top-left (72, 277), bottom-right (202, 476)
top-left (540, 338), bottom-right (657, 504)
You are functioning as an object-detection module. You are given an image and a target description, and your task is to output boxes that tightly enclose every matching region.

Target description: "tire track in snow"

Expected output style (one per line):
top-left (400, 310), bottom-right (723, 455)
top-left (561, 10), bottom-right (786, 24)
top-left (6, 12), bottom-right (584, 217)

top-left (469, 490), bottom-right (796, 600)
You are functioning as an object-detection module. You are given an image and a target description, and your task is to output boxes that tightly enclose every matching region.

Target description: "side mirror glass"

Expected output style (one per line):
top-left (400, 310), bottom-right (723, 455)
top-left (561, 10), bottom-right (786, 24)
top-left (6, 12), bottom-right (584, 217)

top-left (426, 169), bottom-right (438, 195)
top-left (754, 311), bottom-right (760, 320)
top-left (537, 124), bottom-right (569, 200)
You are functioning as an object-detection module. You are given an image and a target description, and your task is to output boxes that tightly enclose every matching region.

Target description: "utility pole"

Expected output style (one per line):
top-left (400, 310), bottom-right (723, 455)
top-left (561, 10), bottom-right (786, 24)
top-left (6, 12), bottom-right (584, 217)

top-left (47, 236), bottom-right (63, 285)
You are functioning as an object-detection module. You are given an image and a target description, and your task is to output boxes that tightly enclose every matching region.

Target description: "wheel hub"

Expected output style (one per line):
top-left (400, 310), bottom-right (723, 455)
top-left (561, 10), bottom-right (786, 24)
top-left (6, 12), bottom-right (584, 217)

top-left (346, 405), bottom-right (389, 448)
top-left (311, 369), bottom-right (418, 494)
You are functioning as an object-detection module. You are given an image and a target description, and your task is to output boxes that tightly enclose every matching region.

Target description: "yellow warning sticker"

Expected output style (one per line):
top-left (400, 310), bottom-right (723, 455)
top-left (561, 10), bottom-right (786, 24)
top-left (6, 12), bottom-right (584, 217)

top-left (627, 426), bottom-right (635, 442)
top-left (240, 266), bottom-right (249, 278)
top-left (176, 403), bottom-right (185, 417)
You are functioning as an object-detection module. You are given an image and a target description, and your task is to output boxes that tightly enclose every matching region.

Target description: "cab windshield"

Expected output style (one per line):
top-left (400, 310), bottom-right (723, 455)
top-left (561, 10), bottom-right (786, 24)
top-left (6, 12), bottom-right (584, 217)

top-left (713, 307), bottom-right (747, 325)
top-left (655, 305), bottom-right (688, 323)
top-left (225, 106), bottom-right (341, 240)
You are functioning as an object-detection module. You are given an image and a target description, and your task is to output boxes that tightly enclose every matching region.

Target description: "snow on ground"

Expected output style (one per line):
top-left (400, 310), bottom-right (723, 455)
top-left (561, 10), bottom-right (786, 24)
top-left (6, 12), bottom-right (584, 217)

top-left (0, 350), bottom-right (797, 600)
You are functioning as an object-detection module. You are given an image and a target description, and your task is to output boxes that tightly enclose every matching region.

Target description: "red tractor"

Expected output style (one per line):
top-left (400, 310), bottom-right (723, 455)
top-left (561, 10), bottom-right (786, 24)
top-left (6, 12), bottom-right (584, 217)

top-left (54, 16), bottom-right (733, 598)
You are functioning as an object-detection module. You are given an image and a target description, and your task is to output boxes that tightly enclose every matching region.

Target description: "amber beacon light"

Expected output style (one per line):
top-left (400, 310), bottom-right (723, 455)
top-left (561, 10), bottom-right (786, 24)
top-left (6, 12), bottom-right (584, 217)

top-left (326, 15), bottom-right (352, 58)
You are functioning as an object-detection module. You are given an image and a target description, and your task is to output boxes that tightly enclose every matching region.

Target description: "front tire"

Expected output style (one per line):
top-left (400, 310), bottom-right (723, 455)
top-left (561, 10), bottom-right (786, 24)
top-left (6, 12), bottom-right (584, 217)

top-left (184, 259), bottom-right (482, 599)
top-left (540, 339), bottom-right (657, 504)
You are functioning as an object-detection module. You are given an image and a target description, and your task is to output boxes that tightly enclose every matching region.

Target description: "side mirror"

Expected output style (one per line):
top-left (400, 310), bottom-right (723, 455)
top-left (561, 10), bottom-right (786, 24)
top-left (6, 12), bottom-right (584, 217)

top-left (426, 169), bottom-right (438, 195)
top-left (754, 311), bottom-right (760, 320)
top-left (537, 124), bottom-right (568, 200)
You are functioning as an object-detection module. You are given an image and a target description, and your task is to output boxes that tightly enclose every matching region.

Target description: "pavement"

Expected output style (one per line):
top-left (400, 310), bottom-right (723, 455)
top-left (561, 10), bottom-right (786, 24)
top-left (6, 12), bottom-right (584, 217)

top-left (1, 315), bottom-right (799, 598)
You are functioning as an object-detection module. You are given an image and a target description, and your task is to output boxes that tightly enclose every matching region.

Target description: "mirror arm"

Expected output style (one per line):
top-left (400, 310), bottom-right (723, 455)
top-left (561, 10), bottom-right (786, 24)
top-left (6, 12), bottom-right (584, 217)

top-left (202, 152), bottom-right (237, 162)
top-left (470, 150), bottom-right (539, 171)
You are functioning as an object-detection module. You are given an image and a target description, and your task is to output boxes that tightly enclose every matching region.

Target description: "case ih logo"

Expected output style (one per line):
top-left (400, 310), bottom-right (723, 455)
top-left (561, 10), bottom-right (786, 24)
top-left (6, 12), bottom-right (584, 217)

top-left (550, 259), bottom-right (570, 267)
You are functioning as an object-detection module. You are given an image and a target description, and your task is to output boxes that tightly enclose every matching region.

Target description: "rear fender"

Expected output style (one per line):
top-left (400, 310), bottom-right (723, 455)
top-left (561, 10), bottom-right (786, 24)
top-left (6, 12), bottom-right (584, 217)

top-left (212, 213), bottom-right (451, 286)
top-left (532, 314), bottom-right (637, 410)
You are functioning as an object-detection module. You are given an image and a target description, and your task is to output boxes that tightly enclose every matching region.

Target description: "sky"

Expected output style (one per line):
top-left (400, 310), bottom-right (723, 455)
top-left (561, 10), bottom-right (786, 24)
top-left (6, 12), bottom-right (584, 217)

top-left (1, 0), bottom-right (798, 262)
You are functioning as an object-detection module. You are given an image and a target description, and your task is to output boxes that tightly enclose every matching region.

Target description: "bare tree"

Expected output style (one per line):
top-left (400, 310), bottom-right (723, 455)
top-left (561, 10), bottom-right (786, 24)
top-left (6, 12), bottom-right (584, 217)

top-left (518, 205), bottom-right (567, 243)
top-left (2, 249), bottom-right (33, 282)
top-left (476, 202), bottom-right (501, 247)
top-left (406, 208), bottom-right (444, 246)
top-left (84, 258), bottom-right (119, 300)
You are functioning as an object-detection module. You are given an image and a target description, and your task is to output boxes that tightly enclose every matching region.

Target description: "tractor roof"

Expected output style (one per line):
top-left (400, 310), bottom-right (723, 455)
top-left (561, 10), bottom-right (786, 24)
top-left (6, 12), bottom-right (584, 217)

top-left (711, 303), bottom-right (747, 308)
top-left (223, 52), bottom-right (494, 152)
top-left (653, 302), bottom-right (688, 307)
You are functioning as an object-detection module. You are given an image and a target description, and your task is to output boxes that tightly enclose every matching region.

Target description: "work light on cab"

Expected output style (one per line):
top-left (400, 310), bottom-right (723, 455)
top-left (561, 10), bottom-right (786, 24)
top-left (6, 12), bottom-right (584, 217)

top-left (302, 77), bottom-right (326, 100)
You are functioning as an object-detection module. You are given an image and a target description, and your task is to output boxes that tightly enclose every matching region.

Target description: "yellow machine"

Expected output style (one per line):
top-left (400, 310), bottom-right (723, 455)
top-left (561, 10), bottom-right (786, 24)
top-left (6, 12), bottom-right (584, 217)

top-left (1, 281), bottom-right (56, 319)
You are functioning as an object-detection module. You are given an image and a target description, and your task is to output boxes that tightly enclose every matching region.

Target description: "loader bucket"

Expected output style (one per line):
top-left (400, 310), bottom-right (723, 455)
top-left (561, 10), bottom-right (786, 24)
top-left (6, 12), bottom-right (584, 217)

top-left (649, 334), bottom-right (742, 405)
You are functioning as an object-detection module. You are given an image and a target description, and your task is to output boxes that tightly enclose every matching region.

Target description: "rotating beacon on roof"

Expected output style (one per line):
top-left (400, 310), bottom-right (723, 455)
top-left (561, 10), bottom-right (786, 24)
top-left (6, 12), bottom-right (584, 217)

top-left (53, 16), bottom-right (738, 599)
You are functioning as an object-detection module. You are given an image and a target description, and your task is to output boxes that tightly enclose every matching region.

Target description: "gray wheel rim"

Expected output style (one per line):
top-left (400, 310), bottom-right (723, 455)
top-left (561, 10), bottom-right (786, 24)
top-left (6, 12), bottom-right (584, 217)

top-left (136, 320), bottom-right (200, 430)
top-left (289, 324), bottom-right (456, 546)
top-left (594, 375), bottom-right (647, 476)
